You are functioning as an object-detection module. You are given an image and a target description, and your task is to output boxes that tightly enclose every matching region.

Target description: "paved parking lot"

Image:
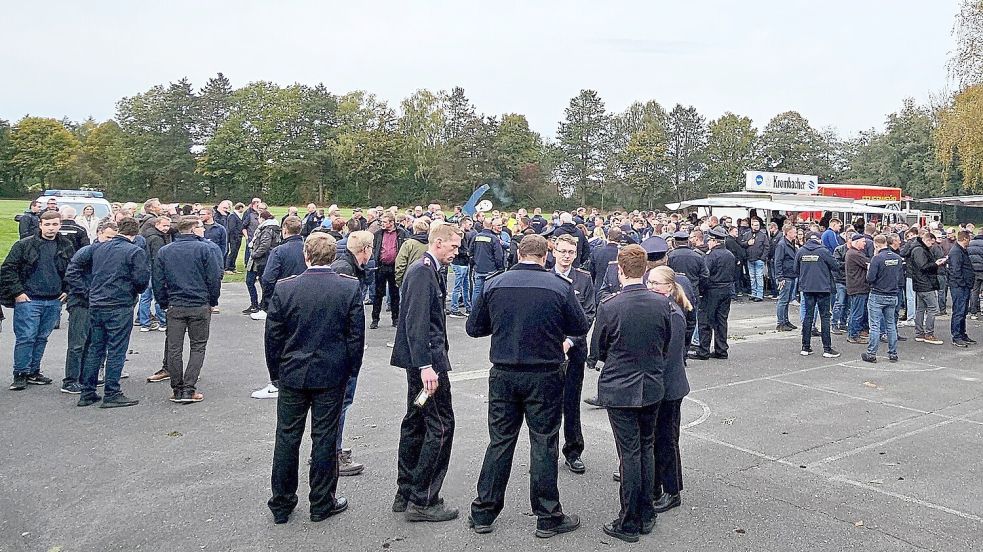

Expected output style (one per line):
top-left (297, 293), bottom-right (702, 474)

top-left (1, 285), bottom-right (981, 551)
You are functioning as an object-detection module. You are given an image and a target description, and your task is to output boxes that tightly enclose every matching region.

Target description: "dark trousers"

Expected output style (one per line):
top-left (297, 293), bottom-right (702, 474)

top-left (697, 288), bottom-right (731, 356)
top-left (64, 305), bottom-right (90, 386)
top-left (471, 367), bottom-right (566, 531)
top-left (396, 370), bottom-right (455, 507)
top-left (165, 306), bottom-right (212, 393)
top-left (245, 270), bottom-right (259, 307)
top-left (80, 306), bottom-right (133, 398)
top-left (269, 385), bottom-right (345, 519)
top-left (951, 286), bottom-right (971, 341)
top-left (372, 263), bottom-right (399, 323)
top-left (259, 281), bottom-right (274, 311)
top-left (802, 292), bottom-right (832, 352)
top-left (561, 344), bottom-right (587, 460)
top-left (653, 399), bottom-right (683, 496)
top-left (586, 326), bottom-right (601, 369)
top-left (608, 403), bottom-right (658, 535)
top-left (226, 238), bottom-right (241, 271)
top-left (971, 276), bottom-right (983, 314)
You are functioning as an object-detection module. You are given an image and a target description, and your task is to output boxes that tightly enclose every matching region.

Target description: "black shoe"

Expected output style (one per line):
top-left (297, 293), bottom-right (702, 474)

top-left (641, 514), bottom-right (657, 535)
top-left (77, 394), bottom-right (101, 407)
top-left (612, 471), bottom-right (621, 482)
top-left (953, 339), bottom-right (969, 348)
top-left (311, 497), bottom-right (349, 522)
top-left (751, 297), bottom-right (763, 303)
top-left (653, 493), bottom-right (681, 513)
top-left (777, 324), bottom-right (793, 332)
top-left (811, 329), bottom-right (821, 337)
top-left (565, 457), bottom-right (586, 474)
top-left (467, 515), bottom-right (494, 534)
top-left (963, 336), bottom-right (978, 344)
top-left (710, 352), bottom-right (728, 359)
top-left (831, 327), bottom-right (845, 335)
top-left (688, 352), bottom-right (710, 361)
top-left (9, 374), bottom-right (28, 391)
top-left (273, 512), bottom-right (290, 524)
top-left (896, 335), bottom-right (908, 342)
top-left (405, 501), bottom-right (459, 522)
top-left (99, 394), bottom-right (139, 408)
top-left (369, 320), bottom-right (379, 330)
top-left (447, 310), bottom-right (466, 319)
top-left (535, 514), bottom-right (580, 538)
top-left (785, 322), bottom-right (798, 330)
top-left (26, 372), bottom-right (52, 385)
top-left (602, 522), bottom-right (639, 543)
top-left (582, 396), bottom-right (601, 407)
top-left (241, 305), bottom-right (259, 315)
top-left (888, 354), bottom-right (899, 363)
top-left (392, 494), bottom-right (408, 513)
top-left (861, 353), bottom-right (877, 363)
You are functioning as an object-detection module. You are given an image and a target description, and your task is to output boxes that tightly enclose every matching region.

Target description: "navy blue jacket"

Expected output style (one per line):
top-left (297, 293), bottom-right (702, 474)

top-left (664, 301), bottom-right (691, 401)
top-left (391, 253), bottom-right (451, 372)
top-left (867, 248), bottom-right (904, 296)
top-left (264, 267), bottom-right (364, 389)
top-left (226, 211), bottom-right (244, 244)
top-left (204, 223), bottom-right (228, 256)
top-left (588, 242), bottom-right (619, 287)
top-left (466, 262), bottom-right (589, 370)
top-left (152, 234), bottom-right (224, 308)
top-left (261, 235), bottom-right (306, 288)
top-left (773, 236), bottom-right (798, 280)
top-left (667, 246), bottom-right (708, 293)
top-left (470, 229), bottom-right (505, 273)
top-left (794, 240), bottom-right (839, 294)
top-left (947, 242), bottom-right (975, 289)
top-left (702, 247), bottom-right (737, 292)
top-left (596, 284), bottom-right (671, 408)
top-left (0, 233), bottom-right (75, 307)
top-left (66, 236), bottom-right (149, 308)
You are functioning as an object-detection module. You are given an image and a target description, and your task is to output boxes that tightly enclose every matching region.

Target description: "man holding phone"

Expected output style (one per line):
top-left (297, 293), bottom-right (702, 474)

top-left (910, 230), bottom-right (946, 345)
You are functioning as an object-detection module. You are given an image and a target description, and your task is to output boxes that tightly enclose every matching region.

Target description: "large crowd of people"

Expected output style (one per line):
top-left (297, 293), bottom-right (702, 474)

top-left (3, 195), bottom-right (983, 542)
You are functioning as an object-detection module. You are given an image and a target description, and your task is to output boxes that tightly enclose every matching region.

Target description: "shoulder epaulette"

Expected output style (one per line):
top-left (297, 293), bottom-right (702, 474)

top-left (601, 292), bottom-right (620, 303)
top-left (485, 269), bottom-right (506, 281)
top-left (555, 272), bottom-right (573, 284)
top-left (338, 273), bottom-right (358, 280)
top-left (276, 274), bottom-right (299, 284)
top-left (574, 268), bottom-right (590, 275)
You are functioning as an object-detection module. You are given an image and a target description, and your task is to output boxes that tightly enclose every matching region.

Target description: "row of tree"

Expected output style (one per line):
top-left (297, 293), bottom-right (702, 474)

top-left (0, 76), bottom-right (978, 210)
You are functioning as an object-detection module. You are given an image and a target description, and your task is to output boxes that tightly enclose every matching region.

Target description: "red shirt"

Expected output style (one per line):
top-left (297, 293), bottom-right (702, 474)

top-left (380, 230), bottom-right (398, 264)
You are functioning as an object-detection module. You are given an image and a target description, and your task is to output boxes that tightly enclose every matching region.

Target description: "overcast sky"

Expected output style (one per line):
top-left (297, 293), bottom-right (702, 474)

top-left (1, 0), bottom-right (962, 138)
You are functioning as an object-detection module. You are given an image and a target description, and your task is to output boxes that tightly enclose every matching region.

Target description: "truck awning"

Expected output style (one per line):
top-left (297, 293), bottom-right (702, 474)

top-left (916, 195), bottom-right (983, 207)
top-left (665, 192), bottom-right (901, 215)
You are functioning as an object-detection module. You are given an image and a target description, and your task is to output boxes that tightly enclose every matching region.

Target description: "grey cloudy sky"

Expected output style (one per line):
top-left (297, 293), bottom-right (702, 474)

top-left (1, 0), bottom-right (961, 138)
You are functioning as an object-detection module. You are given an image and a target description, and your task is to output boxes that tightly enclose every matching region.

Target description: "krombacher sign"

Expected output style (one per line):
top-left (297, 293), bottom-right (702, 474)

top-left (744, 171), bottom-right (819, 195)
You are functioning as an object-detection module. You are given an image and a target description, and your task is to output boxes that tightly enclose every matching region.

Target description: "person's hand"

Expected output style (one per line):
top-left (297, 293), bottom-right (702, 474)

top-left (14, 293), bottom-right (30, 303)
top-left (748, 239), bottom-right (755, 246)
top-left (778, 279), bottom-right (785, 291)
top-left (563, 340), bottom-right (572, 355)
top-left (421, 367), bottom-right (439, 396)
top-left (58, 293), bottom-right (68, 303)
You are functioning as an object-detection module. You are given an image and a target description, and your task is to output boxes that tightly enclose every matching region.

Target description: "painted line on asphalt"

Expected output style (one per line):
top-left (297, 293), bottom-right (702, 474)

top-left (448, 368), bottom-right (491, 383)
top-left (805, 417), bottom-right (963, 468)
top-left (689, 362), bottom-right (843, 394)
top-left (682, 396), bottom-right (712, 429)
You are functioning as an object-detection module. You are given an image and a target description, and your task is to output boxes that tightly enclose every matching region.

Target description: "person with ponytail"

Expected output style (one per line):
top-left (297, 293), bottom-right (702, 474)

top-left (646, 266), bottom-right (691, 514)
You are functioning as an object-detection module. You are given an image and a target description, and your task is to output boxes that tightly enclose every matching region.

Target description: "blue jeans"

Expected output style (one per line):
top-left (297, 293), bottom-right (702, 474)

top-left (951, 286), bottom-right (970, 341)
top-left (749, 260), bottom-right (765, 299)
top-left (832, 283), bottom-right (849, 328)
top-left (867, 294), bottom-right (898, 356)
top-left (451, 264), bottom-right (472, 311)
top-left (848, 293), bottom-right (868, 338)
top-left (81, 306), bottom-right (134, 397)
top-left (138, 285), bottom-right (166, 327)
top-left (336, 375), bottom-right (359, 453)
top-left (12, 299), bottom-right (62, 376)
top-left (905, 277), bottom-right (915, 317)
top-left (245, 270), bottom-right (259, 307)
top-left (471, 271), bottom-right (492, 309)
top-left (776, 278), bottom-right (796, 325)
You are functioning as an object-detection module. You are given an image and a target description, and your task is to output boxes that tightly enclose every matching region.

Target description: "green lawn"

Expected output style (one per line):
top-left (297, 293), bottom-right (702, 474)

top-left (0, 199), bottom-right (356, 283)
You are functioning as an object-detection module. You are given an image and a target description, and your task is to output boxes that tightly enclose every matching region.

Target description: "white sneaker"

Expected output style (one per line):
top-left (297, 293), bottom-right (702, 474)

top-left (139, 327), bottom-right (151, 332)
top-left (250, 310), bottom-right (267, 320)
top-left (251, 383), bottom-right (278, 399)
top-left (899, 319), bottom-right (915, 327)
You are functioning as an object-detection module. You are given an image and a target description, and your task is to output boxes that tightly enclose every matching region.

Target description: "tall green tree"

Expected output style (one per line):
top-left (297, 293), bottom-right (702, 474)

top-left (8, 117), bottom-right (80, 190)
top-left (758, 111), bottom-right (826, 177)
top-left (665, 104), bottom-right (707, 202)
top-left (703, 112), bottom-right (757, 194)
top-left (557, 89), bottom-right (611, 205)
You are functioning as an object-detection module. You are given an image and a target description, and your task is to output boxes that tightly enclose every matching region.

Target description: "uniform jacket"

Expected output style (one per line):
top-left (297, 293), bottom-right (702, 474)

top-left (471, 229), bottom-right (505, 273)
top-left (557, 267), bottom-right (596, 349)
top-left (395, 233), bottom-right (428, 286)
top-left (794, 240), bottom-right (839, 294)
top-left (908, 238), bottom-right (940, 293)
top-left (265, 267), bottom-right (364, 389)
top-left (261, 234), bottom-right (306, 288)
top-left (702, 246), bottom-right (737, 292)
top-left (596, 284), bottom-right (671, 408)
top-left (66, 236), bottom-right (149, 308)
top-left (948, 242), bottom-right (975, 289)
top-left (664, 301), bottom-right (691, 401)
top-left (466, 262), bottom-right (589, 369)
top-left (588, 242), bottom-right (619, 287)
top-left (667, 246), bottom-right (708, 293)
top-left (0, 233), bottom-right (76, 307)
top-left (153, 234), bottom-right (223, 308)
top-left (391, 253), bottom-right (452, 372)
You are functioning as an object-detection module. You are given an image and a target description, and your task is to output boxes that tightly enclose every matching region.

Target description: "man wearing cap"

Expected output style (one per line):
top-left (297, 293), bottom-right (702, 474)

top-left (795, 232), bottom-right (841, 358)
top-left (552, 234), bottom-right (595, 475)
top-left (667, 230), bottom-right (708, 296)
top-left (690, 227), bottom-right (735, 361)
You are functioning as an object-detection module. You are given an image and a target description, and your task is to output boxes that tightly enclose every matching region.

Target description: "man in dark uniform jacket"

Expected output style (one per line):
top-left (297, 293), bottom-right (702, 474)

top-left (691, 227), bottom-right (736, 360)
top-left (667, 231), bottom-right (708, 296)
top-left (391, 224), bottom-right (464, 523)
top-left (265, 233), bottom-right (365, 525)
top-left (470, 218), bottom-right (505, 307)
top-left (466, 234), bottom-right (589, 538)
top-left (595, 245), bottom-right (671, 543)
top-left (588, 227), bottom-right (622, 292)
top-left (552, 234), bottom-right (596, 474)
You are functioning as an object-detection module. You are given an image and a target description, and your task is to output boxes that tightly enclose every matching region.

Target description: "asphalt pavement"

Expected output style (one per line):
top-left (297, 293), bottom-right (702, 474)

top-left (1, 285), bottom-right (981, 552)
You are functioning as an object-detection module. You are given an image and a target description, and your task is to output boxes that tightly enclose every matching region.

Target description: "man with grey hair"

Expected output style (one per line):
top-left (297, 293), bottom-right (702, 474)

top-left (58, 206), bottom-right (90, 252)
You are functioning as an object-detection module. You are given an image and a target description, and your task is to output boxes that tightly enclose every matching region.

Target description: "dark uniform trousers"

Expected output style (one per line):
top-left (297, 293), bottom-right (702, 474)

top-left (698, 288), bottom-right (732, 356)
top-left (471, 367), bottom-right (567, 531)
top-left (608, 402), bottom-right (659, 534)
top-left (586, 328), bottom-right (600, 370)
top-left (269, 384), bottom-right (345, 519)
top-left (561, 344), bottom-right (587, 460)
top-left (653, 399), bottom-right (684, 496)
top-left (396, 370), bottom-right (455, 507)
top-left (372, 263), bottom-right (400, 323)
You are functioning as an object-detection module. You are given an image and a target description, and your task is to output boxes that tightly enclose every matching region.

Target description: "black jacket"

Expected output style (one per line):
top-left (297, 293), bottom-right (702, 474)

top-left (249, 222), bottom-right (281, 273)
top-left (867, 248), bottom-right (904, 296)
top-left (391, 253), bottom-right (451, 372)
top-left (832, 244), bottom-right (848, 285)
top-left (794, 240), bottom-right (839, 294)
top-left (967, 234), bottom-right (983, 274)
top-left (560, 267), bottom-right (596, 349)
top-left (261, 234), bottom-right (306, 288)
top-left (471, 229), bottom-right (505, 273)
top-left (143, 226), bottom-right (171, 266)
top-left (372, 227), bottom-right (408, 266)
top-left (948, 242), bottom-right (976, 289)
top-left (664, 301), bottom-right (691, 401)
top-left (226, 211), bottom-right (244, 243)
top-left (330, 249), bottom-right (366, 285)
top-left (667, 246), bottom-right (708, 294)
top-left (453, 229), bottom-right (477, 266)
top-left (773, 236), bottom-right (798, 280)
top-left (596, 284), bottom-right (671, 408)
top-left (0, 234), bottom-right (76, 307)
top-left (153, 234), bottom-right (223, 308)
top-left (507, 227), bottom-right (537, 267)
top-left (741, 229), bottom-right (770, 263)
top-left (17, 209), bottom-right (40, 239)
top-left (908, 238), bottom-right (940, 293)
top-left (265, 267), bottom-right (364, 389)
top-left (702, 247), bottom-right (737, 292)
top-left (58, 220), bottom-right (90, 252)
top-left (588, 242), bottom-right (619, 287)
top-left (466, 262), bottom-right (589, 370)
top-left (66, 236), bottom-right (149, 308)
